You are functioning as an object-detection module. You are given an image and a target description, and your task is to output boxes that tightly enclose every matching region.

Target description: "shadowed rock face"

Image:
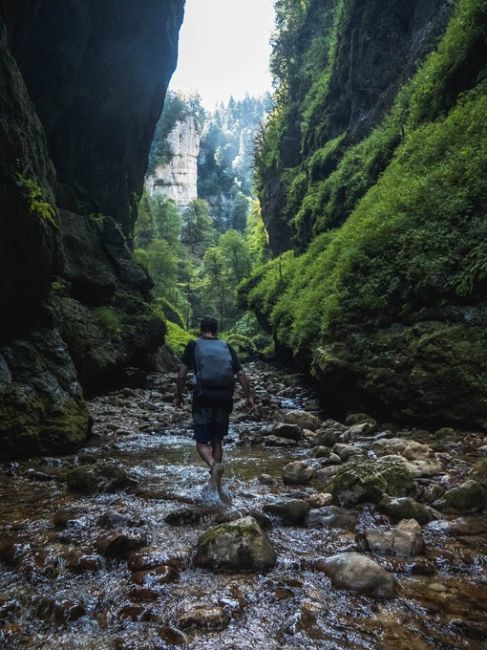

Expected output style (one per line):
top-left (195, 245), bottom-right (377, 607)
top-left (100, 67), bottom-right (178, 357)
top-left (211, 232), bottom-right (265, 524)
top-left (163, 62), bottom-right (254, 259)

top-left (6, 0), bottom-right (185, 236)
top-left (0, 1), bottom-right (184, 458)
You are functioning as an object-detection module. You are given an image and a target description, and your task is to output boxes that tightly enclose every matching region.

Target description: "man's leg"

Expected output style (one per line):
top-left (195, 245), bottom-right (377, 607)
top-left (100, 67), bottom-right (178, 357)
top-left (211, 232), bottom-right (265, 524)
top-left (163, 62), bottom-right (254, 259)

top-left (210, 437), bottom-right (223, 463)
top-left (196, 441), bottom-right (216, 468)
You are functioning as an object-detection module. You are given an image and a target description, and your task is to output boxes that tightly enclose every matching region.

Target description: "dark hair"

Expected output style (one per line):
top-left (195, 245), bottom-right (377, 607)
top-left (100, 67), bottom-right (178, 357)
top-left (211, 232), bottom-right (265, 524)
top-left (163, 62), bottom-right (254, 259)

top-left (200, 317), bottom-right (218, 334)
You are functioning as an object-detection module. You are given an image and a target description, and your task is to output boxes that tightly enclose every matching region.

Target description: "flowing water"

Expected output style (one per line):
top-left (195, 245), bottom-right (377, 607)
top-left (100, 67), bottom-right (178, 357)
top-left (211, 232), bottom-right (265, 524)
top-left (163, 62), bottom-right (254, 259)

top-left (0, 362), bottom-right (486, 649)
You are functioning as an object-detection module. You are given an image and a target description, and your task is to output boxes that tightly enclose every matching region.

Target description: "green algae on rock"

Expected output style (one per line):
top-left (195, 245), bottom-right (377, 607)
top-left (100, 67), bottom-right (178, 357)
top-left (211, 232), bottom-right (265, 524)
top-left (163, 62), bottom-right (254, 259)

top-left (194, 515), bottom-right (277, 572)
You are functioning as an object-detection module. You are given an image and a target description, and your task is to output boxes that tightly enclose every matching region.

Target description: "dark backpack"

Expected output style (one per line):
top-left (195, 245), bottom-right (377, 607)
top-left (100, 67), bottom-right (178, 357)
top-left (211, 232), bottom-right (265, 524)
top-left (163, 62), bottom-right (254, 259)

top-left (193, 338), bottom-right (235, 401)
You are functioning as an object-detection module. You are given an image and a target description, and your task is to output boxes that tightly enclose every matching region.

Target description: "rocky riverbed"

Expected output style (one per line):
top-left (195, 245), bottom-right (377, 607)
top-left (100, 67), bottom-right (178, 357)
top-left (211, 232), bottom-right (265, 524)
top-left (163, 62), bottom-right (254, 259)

top-left (0, 362), bottom-right (486, 649)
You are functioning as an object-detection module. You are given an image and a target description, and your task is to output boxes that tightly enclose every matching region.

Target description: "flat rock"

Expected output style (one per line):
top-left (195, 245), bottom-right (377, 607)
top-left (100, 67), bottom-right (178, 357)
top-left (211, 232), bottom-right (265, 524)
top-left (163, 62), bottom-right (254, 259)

top-left (194, 516), bottom-right (277, 572)
top-left (317, 552), bottom-right (396, 598)
top-left (271, 423), bottom-right (303, 441)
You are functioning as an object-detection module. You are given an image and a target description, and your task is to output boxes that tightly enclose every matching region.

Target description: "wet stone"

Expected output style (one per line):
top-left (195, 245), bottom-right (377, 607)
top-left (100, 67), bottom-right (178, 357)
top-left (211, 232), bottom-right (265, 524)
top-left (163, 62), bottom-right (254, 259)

top-left (283, 410), bottom-right (321, 431)
top-left (307, 492), bottom-right (333, 508)
top-left (178, 605), bottom-right (231, 632)
top-left (131, 564), bottom-right (178, 586)
top-left (317, 552), bottom-right (396, 598)
top-left (271, 422), bottom-right (303, 441)
top-left (379, 496), bottom-right (440, 524)
top-left (65, 462), bottom-right (130, 494)
top-left (67, 553), bottom-right (104, 574)
top-left (435, 480), bottom-right (487, 514)
top-left (165, 507), bottom-right (205, 526)
top-left (306, 506), bottom-right (358, 530)
top-left (282, 460), bottom-right (315, 485)
top-left (194, 516), bottom-right (277, 572)
top-left (263, 499), bottom-right (311, 526)
top-left (36, 598), bottom-right (86, 623)
top-left (158, 625), bottom-right (189, 646)
top-left (128, 586), bottom-right (159, 602)
top-left (95, 531), bottom-right (147, 559)
top-left (363, 519), bottom-right (424, 557)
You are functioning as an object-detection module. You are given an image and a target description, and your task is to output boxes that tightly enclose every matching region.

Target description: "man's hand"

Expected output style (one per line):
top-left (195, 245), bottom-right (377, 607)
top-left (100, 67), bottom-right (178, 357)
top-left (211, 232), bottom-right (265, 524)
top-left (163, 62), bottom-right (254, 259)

top-left (245, 395), bottom-right (255, 411)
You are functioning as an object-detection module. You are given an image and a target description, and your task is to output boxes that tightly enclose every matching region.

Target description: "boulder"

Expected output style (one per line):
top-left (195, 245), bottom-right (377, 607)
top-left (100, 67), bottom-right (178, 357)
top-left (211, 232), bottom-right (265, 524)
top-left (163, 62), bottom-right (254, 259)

top-left (364, 519), bottom-right (424, 556)
top-left (271, 423), bottom-right (303, 441)
top-left (282, 460), bottom-right (315, 485)
top-left (264, 436), bottom-right (298, 448)
top-left (436, 480), bottom-right (487, 514)
top-left (331, 460), bottom-right (415, 507)
top-left (372, 438), bottom-right (409, 456)
top-left (262, 499), bottom-right (310, 525)
top-left (313, 446), bottom-right (331, 458)
top-left (307, 492), bottom-right (333, 508)
top-left (131, 564), bottom-right (178, 586)
top-left (284, 410), bottom-right (321, 431)
top-left (403, 441), bottom-right (433, 460)
top-left (66, 462), bottom-right (130, 494)
top-left (470, 459), bottom-right (487, 489)
top-left (377, 454), bottom-right (443, 478)
top-left (95, 531), bottom-right (147, 559)
top-left (379, 496), bottom-right (440, 524)
top-left (194, 516), bottom-right (276, 572)
top-left (332, 443), bottom-right (365, 460)
top-left (317, 552), bottom-right (396, 598)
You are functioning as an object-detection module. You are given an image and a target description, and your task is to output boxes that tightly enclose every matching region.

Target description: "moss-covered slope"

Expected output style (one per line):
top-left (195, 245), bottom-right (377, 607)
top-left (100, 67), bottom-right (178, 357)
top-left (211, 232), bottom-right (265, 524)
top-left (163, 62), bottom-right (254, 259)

top-left (241, 0), bottom-right (487, 427)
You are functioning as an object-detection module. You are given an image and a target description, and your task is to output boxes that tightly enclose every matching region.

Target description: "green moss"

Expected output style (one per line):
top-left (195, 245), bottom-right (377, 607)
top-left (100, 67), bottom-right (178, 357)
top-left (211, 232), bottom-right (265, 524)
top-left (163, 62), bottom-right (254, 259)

top-left (15, 173), bottom-right (57, 227)
top-left (94, 306), bottom-right (122, 337)
top-left (165, 321), bottom-right (193, 356)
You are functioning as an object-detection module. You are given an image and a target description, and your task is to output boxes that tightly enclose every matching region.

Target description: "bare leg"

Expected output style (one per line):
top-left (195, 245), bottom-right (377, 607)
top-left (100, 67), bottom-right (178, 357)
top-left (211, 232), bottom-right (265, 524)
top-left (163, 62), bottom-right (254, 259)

top-left (196, 442), bottom-right (215, 468)
top-left (211, 437), bottom-right (223, 463)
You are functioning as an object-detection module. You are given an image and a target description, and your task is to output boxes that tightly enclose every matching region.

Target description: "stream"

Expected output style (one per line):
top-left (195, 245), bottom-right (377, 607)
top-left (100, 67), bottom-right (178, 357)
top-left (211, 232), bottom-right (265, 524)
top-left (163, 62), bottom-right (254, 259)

top-left (0, 362), bottom-right (486, 649)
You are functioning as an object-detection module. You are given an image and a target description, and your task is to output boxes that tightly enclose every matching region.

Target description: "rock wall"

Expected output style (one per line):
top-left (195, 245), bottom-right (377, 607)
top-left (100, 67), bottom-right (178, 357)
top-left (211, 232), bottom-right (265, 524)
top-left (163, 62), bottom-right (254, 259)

top-left (242, 0), bottom-right (487, 428)
top-left (146, 114), bottom-right (200, 211)
top-left (0, 0), bottom-right (184, 459)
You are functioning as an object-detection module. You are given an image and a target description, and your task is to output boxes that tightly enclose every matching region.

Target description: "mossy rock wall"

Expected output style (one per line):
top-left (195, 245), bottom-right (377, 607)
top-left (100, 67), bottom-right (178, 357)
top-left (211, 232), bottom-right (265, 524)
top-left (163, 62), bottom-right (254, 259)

top-left (243, 0), bottom-right (487, 427)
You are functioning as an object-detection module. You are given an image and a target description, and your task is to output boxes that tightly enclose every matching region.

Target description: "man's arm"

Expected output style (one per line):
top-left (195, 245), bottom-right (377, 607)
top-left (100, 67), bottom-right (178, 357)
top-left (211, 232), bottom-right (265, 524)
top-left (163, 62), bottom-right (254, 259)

top-left (237, 369), bottom-right (255, 410)
top-left (175, 364), bottom-right (188, 407)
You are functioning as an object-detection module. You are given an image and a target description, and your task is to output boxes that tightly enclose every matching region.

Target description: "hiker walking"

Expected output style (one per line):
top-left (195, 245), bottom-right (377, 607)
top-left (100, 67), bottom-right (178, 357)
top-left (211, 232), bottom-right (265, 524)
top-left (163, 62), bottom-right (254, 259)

top-left (175, 317), bottom-right (254, 486)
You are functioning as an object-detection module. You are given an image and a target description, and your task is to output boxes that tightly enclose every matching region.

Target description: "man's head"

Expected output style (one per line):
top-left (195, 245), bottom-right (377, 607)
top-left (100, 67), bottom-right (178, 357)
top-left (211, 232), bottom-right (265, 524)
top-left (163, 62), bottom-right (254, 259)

top-left (200, 317), bottom-right (218, 336)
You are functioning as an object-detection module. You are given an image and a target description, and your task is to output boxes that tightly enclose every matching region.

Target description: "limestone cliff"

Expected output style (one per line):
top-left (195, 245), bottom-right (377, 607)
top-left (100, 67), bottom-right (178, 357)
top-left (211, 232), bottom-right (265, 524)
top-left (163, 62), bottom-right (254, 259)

top-left (146, 114), bottom-right (200, 211)
top-left (0, 0), bottom-right (184, 459)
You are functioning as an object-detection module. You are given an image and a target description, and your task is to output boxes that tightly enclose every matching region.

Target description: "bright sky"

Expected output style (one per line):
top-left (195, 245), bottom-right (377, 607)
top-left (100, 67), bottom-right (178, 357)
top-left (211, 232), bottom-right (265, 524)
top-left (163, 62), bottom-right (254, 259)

top-left (170, 0), bottom-right (275, 108)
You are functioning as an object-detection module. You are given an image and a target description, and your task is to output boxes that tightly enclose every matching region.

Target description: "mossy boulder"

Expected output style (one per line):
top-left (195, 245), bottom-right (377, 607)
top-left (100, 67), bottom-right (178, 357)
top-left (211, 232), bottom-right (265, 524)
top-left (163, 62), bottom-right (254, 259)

top-left (66, 462), bottom-right (130, 494)
top-left (436, 480), bottom-right (487, 514)
top-left (379, 496), bottom-right (441, 524)
top-left (470, 459), bottom-right (487, 489)
top-left (331, 459), bottom-right (415, 507)
top-left (194, 516), bottom-right (277, 572)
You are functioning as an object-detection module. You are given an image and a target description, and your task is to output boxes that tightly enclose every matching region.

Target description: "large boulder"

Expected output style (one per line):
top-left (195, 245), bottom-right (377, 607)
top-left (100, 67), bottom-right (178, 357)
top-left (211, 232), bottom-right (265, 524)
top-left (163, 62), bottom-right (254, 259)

top-left (271, 422), bottom-right (303, 441)
top-left (194, 516), bottom-right (277, 572)
top-left (317, 552), bottom-right (396, 598)
top-left (331, 460), bottom-right (415, 507)
top-left (470, 459), bottom-right (487, 489)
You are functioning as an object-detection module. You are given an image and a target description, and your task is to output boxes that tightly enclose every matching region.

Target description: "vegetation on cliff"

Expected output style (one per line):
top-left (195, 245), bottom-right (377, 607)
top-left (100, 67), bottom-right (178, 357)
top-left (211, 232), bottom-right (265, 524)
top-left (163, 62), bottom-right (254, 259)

top-left (241, 0), bottom-right (487, 426)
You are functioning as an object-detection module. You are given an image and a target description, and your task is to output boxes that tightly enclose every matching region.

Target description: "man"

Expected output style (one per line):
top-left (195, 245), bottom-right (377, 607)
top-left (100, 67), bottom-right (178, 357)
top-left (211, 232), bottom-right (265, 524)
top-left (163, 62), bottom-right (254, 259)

top-left (175, 317), bottom-right (254, 484)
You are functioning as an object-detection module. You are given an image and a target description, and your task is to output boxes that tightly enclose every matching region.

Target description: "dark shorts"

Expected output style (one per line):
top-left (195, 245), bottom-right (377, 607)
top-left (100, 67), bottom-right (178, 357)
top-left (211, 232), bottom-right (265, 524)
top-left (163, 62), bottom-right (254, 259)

top-left (192, 407), bottom-right (230, 444)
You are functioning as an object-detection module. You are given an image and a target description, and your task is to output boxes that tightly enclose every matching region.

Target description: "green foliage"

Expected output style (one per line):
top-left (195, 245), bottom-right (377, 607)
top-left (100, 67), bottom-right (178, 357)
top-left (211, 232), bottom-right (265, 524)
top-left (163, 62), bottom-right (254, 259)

top-left (94, 306), bottom-right (122, 337)
top-left (165, 320), bottom-right (193, 356)
top-left (246, 200), bottom-right (269, 265)
top-left (15, 174), bottom-right (57, 227)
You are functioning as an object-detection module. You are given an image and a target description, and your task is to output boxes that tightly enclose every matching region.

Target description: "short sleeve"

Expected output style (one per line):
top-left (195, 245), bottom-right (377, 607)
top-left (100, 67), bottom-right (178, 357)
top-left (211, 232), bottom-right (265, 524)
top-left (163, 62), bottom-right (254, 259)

top-left (181, 341), bottom-right (195, 368)
top-left (227, 343), bottom-right (242, 373)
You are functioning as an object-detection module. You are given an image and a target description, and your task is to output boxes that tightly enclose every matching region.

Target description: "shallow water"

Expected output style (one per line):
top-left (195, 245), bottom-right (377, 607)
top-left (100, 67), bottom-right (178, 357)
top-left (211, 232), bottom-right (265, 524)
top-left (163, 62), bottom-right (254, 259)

top-left (0, 363), bottom-right (486, 649)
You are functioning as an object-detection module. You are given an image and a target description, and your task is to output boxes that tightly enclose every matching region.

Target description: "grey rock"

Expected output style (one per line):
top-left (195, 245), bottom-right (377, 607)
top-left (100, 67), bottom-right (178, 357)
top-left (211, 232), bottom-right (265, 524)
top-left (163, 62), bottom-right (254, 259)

top-left (317, 552), bottom-right (396, 598)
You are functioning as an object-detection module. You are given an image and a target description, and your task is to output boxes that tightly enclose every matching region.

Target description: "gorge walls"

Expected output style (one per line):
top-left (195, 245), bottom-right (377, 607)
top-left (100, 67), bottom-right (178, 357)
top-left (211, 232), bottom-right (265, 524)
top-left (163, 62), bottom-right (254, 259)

top-left (0, 0), bottom-right (184, 458)
top-left (242, 0), bottom-right (487, 427)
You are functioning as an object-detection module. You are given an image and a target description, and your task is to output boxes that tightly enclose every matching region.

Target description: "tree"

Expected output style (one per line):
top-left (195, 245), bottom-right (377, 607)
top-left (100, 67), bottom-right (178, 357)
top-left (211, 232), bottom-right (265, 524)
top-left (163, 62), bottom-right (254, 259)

top-left (181, 199), bottom-right (215, 257)
top-left (230, 191), bottom-right (251, 232)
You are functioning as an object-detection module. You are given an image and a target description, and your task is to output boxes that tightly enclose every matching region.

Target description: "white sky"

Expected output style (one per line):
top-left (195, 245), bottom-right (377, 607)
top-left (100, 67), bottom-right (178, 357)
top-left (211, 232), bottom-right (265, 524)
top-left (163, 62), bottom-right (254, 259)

top-left (169, 0), bottom-right (275, 108)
